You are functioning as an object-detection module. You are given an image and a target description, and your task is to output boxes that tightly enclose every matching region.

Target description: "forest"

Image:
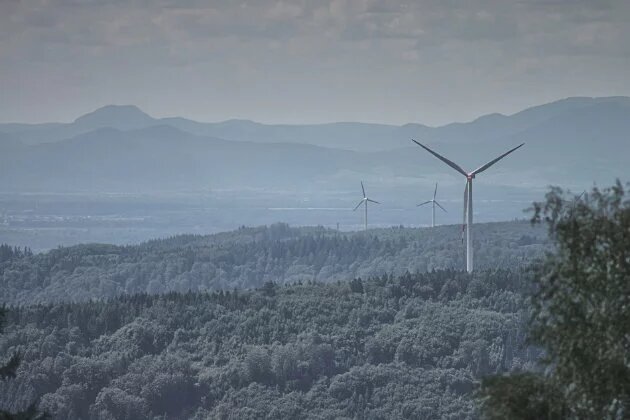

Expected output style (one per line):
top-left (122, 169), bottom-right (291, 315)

top-left (3, 183), bottom-right (627, 419)
top-left (3, 1), bottom-right (628, 416)
top-left (0, 220), bottom-right (547, 418)
top-left (0, 220), bottom-right (547, 305)
top-left (0, 268), bottom-right (535, 419)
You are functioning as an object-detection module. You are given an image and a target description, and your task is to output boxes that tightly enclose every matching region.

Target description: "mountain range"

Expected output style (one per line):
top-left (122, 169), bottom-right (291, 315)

top-left (0, 96), bottom-right (628, 194)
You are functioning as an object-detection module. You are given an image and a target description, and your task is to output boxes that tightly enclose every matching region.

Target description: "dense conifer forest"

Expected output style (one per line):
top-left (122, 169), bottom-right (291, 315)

top-left (3, 184), bottom-right (627, 419)
top-left (0, 269), bottom-right (535, 419)
top-left (0, 221), bottom-right (546, 305)
top-left (0, 220), bottom-right (550, 418)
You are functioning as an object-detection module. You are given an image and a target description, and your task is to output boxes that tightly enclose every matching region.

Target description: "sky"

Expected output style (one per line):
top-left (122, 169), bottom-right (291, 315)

top-left (1, 0), bottom-right (629, 126)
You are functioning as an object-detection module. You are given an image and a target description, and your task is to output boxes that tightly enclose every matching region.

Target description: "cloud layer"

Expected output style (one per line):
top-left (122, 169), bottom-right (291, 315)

top-left (2, 0), bottom-right (629, 124)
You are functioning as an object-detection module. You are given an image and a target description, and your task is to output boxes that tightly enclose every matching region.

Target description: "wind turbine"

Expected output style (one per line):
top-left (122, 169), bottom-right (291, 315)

top-left (562, 190), bottom-right (586, 213)
top-left (412, 140), bottom-right (524, 273)
top-left (353, 181), bottom-right (380, 231)
top-left (565, 190), bottom-right (586, 205)
top-left (417, 183), bottom-right (447, 228)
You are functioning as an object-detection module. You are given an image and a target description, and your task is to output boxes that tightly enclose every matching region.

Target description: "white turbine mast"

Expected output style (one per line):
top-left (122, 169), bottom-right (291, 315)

top-left (417, 182), bottom-right (447, 228)
top-left (412, 140), bottom-right (524, 273)
top-left (353, 181), bottom-right (380, 231)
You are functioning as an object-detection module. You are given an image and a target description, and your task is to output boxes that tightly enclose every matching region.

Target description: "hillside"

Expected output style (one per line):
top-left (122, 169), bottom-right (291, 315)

top-left (0, 269), bottom-right (536, 419)
top-left (0, 97), bottom-right (627, 195)
top-left (2, 97), bottom-right (629, 152)
top-left (0, 125), bottom-right (376, 192)
top-left (0, 221), bottom-right (547, 305)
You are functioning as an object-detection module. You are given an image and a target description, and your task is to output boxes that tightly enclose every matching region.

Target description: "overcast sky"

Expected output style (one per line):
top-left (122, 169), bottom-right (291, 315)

top-left (1, 0), bottom-right (629, 125)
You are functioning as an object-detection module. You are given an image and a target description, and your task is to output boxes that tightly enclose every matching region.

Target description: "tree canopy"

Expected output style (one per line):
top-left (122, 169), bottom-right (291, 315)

top-left (0, 221), bottom-right (547, 305)
top-left (479, 181), bottom-right (630, 419)
top-left (1, 269), bottom-right (535, 419)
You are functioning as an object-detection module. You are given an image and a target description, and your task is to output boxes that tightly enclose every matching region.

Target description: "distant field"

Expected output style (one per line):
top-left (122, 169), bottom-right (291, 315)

top-left (0, 190), bottom-right (539, 252)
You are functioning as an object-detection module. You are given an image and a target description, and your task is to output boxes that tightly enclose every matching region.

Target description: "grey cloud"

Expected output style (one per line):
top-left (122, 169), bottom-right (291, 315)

top-left (4, 0), bottom-right (627, 49)
top-left (1, 0), bottom-right (629, 125)
top-left (155, 6), bottom-right (304, 41)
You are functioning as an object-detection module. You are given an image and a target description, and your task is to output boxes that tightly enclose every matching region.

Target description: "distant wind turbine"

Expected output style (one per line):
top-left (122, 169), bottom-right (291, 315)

top-left (567, 190), bottom-right (586, 204)
top-left (563, 190), bottom-right (586, 211)
top-left (412, 140), bottom-right (524, 273)
top-left (353, 181), bottom-right (380, 231)
top-left (417, 183), bottom-right (447, 228)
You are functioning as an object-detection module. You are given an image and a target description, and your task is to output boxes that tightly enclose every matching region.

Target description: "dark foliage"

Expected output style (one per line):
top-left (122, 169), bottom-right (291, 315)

top-left (478, 373), bottom-right (566, 420)
top-left (0, 308), bottom-right (48, 420)
top-left (0, 221), bottom-right (547, 305)
top-left (0, 269), bottom-right (536, 419)
top-left (0, 245), bottom-right (32, 264)
top-left (479, 181), bottom-right (630, 419)
top-left (0, 310), bottom-right (20, 381)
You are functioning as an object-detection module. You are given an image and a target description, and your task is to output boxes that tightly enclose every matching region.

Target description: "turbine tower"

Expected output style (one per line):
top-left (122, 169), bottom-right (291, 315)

top-left (417, 182), bottom-right (447, 228)
top-left (412, 140), bottom-right (524, 273)
top-left (353, 181), bottom-right (380, 231)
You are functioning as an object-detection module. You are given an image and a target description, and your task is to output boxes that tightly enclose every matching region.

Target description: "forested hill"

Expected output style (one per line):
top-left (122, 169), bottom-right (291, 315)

top-left (0, 221), bottom-right (547, 305)
top-left (0, 269), bottom-right (536, 419)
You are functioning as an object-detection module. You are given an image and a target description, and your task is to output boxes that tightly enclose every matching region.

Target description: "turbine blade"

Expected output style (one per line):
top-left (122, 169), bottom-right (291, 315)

top-left (433, 183), bottom-right (438, 200)
top-left (367, 199), bottom-right (380, 204)
top-left (416, 201), bottom-right (431, 207)
top-left (411, 139), bottom-right (468, 176)
top-left (435, 201), bottom-right (447, 213)
top-left (361, 181), bottom-right (366, 198)
top-left (470, 143), bottom-right (524, 176)
top-left (566, 191), bottom-right (586, 209)
top-left (353, 201), bottom-right (363, 211)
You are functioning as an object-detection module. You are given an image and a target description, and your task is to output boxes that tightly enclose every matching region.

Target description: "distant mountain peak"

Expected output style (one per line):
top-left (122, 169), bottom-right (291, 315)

top-left (73, 105), bottom-right (155, 130)
top-left (215, 119), bottom-right (261, 127)
top-left (471, 112), bottom-right (507, 123)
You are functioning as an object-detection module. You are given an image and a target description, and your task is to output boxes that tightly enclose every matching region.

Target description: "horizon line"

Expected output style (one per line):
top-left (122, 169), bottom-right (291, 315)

top-left (1, 95), bottom-right (627, 128)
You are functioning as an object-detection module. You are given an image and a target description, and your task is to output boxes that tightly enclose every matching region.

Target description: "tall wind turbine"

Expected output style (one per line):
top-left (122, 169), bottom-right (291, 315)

top-left (412, 140), bottom-right (524, 273)
top-left (353, 181), bottom-right (380, 231)
top-left (417, 183), bottom-right (447, 227)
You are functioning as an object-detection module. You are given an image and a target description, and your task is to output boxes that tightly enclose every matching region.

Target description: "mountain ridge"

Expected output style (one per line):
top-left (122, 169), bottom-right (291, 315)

top-left (2, 96), bottom-right (628, 152)
top-left (0, 96), bottom-right (627, 194)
